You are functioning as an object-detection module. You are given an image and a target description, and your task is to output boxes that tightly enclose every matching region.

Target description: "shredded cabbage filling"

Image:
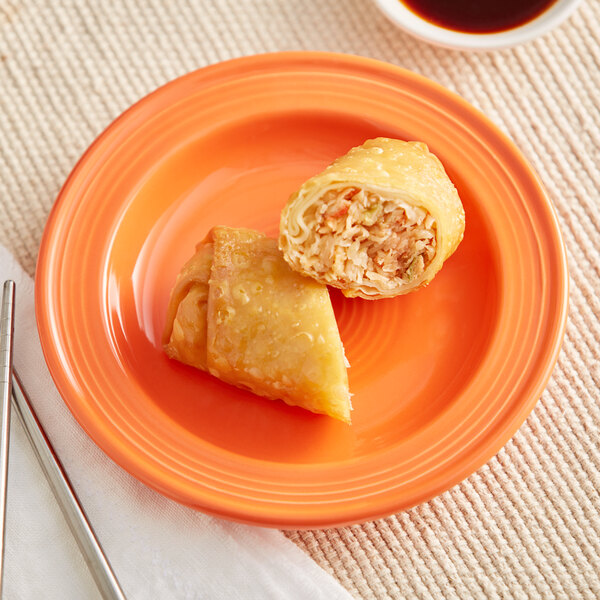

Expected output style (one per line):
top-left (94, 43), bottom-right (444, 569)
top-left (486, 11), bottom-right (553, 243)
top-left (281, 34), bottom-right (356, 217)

top-left (300, 187), bottom-right (437, 289)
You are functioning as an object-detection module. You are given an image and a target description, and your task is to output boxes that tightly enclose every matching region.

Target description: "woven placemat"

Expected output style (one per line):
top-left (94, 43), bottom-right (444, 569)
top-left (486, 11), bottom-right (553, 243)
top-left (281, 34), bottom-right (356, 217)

top-left (1, 1), bottom-right (599, 598)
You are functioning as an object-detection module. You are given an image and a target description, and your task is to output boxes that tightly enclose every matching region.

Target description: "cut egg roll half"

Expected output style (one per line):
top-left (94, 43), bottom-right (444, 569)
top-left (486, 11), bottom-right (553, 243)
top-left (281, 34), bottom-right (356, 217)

top-left (279, 138), bottom-right (465, 299)
top-left (163, 227), bottom-right (351, 423)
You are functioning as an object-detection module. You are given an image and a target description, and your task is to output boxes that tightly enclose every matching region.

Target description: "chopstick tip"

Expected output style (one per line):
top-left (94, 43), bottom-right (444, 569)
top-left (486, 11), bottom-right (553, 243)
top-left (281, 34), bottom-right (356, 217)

top-left (1, 281), bottom-right (15, 299)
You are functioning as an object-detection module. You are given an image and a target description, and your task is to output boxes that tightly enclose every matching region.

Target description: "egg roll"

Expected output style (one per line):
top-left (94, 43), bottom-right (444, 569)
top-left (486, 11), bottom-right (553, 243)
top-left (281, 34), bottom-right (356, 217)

top-left (279, 138), bottom-right (465, 299)
top-left (163, 227), bottom-right (351, 423)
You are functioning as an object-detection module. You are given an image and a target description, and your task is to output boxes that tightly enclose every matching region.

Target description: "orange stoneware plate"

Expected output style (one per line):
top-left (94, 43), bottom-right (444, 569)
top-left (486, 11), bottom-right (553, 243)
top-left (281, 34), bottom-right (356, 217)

top-left (36, 52), bottom-right (568, 529)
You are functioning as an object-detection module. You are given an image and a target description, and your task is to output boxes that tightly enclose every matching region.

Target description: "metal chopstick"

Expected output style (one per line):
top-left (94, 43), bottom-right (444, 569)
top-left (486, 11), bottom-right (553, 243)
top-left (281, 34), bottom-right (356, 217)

top-left (0, 281), bottom-right (15, 594)
top-left (11, 372), bottom-right (126, 600)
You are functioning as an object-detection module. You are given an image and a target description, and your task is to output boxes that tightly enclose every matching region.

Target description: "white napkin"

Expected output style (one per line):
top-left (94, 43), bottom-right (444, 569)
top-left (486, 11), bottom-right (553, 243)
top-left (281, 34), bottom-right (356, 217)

top-left (0, 245), bottom-right (353, 600)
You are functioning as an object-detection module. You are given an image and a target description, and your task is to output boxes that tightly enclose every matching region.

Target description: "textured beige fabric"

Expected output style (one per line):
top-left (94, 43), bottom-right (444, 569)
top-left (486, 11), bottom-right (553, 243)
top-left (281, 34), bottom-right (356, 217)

top-left (1, 1), bottom-right (599, 598)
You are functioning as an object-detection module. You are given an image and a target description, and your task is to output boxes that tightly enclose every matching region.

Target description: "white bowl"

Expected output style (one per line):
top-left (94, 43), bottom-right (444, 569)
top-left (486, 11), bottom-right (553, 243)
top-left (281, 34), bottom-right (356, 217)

top-left (374, 0), bottom-right (583, 50)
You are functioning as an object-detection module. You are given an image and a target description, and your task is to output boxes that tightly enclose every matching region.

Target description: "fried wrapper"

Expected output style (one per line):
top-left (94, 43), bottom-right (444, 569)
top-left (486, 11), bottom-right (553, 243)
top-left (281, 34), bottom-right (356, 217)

top-left (163, 227), bottom-right (351, 423)
top-left (162, 236), bottom-right (213, 371)
top-left (279, 138), bottom-right (465, 299)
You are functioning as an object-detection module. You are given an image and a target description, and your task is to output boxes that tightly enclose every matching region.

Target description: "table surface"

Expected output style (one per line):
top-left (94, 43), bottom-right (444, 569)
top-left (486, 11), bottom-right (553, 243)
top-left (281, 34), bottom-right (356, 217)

top-left (1, 1), bottom-right (599, 598)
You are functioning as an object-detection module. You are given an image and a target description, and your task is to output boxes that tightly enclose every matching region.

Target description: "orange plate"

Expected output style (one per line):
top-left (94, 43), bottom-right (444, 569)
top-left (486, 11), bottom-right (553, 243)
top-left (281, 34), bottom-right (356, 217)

top-left (36, 53), bottom-right (568, 528)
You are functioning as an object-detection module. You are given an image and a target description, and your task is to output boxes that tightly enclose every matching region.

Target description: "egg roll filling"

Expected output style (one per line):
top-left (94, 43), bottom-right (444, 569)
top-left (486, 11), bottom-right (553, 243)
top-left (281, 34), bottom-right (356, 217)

top-left (300, 187), bottom-right (437, 290)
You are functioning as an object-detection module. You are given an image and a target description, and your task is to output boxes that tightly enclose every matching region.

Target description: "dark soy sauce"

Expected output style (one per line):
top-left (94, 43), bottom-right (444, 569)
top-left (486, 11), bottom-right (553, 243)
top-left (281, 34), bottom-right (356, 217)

top-left (400, 0), bottom-right (558, 33)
